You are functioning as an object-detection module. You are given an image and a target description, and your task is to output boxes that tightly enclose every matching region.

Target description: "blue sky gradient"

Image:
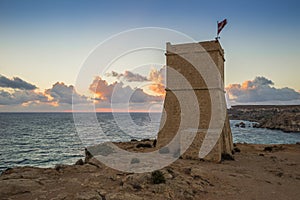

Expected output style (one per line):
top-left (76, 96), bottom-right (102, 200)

top-left (0, 0), bottom-right (299, 111)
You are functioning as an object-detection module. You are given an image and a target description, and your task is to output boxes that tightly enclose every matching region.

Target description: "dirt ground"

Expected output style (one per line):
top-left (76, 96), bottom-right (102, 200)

top-left (1, 142), bottom-right (300, 200)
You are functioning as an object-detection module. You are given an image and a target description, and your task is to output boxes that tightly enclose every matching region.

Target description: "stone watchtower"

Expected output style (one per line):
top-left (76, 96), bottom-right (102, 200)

top-left (157, 40), bottom-right (233, 162)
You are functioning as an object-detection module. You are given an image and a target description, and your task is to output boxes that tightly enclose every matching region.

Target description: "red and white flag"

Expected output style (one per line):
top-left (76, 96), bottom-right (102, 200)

top-left (217, 19), bottom-right (227, 35)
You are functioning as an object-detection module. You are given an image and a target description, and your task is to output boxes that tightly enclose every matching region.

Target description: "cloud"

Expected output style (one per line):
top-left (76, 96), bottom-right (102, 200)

top-left (0, 72), bottom-right (165, 112)
top-left (45, 82), bottom-right (90, 104)
top-left (0, 89), bottom-right (48, 105)
top-left (0, 74), bottom-right (37, 90)
top-left (106, 70), bottom-right (148, 82)
top-left (105, 68), bottom-right (166, 97)
top-left (226, 76), bottom-right (300, 104)
top-left (148, 67), bottom-right (166, 96)
top-left (89, 77), bottom-right (116, 101)
top-left (89, 76), bottom-right (163, 104)
top-left (0, 74), bottom-right (49, 106)
top-left (0, 80), bottom-right (90, 110)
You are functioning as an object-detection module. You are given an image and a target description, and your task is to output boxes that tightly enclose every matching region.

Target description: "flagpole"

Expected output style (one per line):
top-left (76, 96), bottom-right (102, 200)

top-left (216, 21), bottom-right (220, 41)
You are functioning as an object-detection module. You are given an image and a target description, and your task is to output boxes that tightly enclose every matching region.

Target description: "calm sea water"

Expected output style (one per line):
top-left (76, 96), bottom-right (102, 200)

top-left (1, 113), bottom-right (300, 172)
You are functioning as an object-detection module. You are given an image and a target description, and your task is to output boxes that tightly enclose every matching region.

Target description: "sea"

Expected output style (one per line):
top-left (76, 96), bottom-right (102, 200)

top-left (1, 112), bottom-right (300, 173)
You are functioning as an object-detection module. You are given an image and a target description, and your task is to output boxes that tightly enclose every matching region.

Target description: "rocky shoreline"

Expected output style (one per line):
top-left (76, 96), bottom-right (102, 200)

top-left (228, 105), bottom-right (300, 133)
top-left (1, 140), bottom-right (300, 200)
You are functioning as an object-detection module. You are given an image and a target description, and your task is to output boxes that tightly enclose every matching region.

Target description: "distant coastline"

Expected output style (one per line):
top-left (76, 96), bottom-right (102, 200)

top-left (228, 105), bottom-right (300, 133)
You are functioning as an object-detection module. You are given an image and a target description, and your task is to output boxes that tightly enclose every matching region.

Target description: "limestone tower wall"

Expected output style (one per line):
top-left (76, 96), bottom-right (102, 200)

top-left (157, 40), bottom-right (233, 162)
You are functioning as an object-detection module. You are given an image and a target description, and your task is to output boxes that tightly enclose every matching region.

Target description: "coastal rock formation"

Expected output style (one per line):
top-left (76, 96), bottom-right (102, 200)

top-left (1, 141), bottom-right (300, 200)
top-left (228, 105), bottom-right (300, 133)
top-left (235, 122), bottom-right (246, 128)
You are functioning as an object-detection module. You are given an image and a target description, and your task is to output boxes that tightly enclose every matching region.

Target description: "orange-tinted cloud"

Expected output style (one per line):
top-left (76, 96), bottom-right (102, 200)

top-left (89, 77), bottom-right (117, 101)
top-left (89, 76), bottom-right (163, 104)
top-left (105, 67), bottom-right (166, 97)
top-left (0, 72), bottom-right (165, 112)
top-left (148, 67), bottom-right (166, 96)
top-left (226, 76), bottom-right (300, 104)
top-left (149, 83), bottom-right (165, 96)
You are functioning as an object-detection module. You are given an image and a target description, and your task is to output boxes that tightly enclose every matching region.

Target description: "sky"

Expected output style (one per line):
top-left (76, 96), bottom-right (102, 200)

top-left (0, 0), bottom-right (300, 112)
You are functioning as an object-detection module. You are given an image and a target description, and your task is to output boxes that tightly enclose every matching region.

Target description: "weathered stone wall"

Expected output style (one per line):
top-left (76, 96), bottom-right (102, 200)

top-left (157, 40), bottom-right (233, 162)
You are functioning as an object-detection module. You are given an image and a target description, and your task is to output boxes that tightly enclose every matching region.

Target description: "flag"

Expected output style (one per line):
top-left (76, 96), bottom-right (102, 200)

top-left (217, 19), bottom-right (227, 35)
